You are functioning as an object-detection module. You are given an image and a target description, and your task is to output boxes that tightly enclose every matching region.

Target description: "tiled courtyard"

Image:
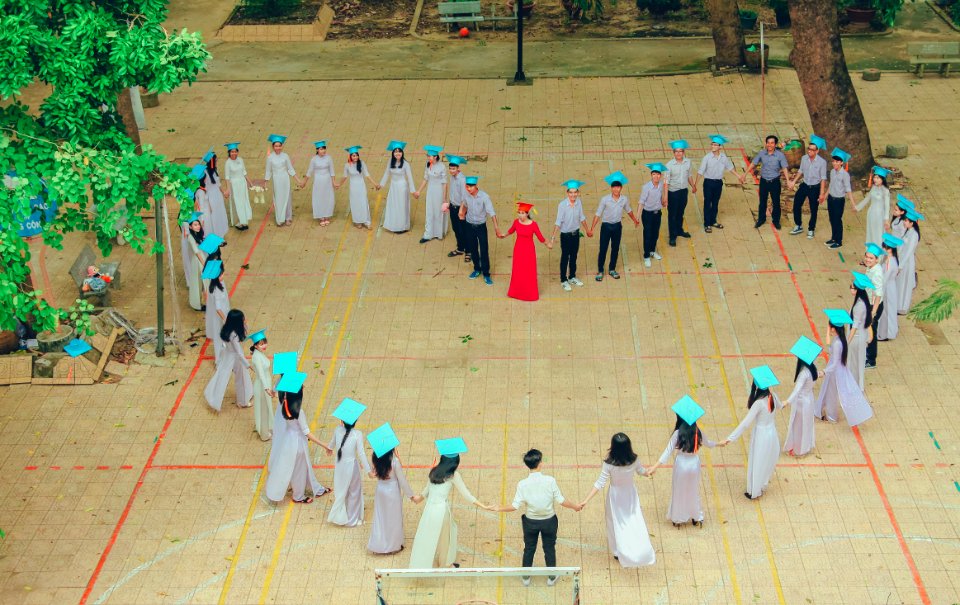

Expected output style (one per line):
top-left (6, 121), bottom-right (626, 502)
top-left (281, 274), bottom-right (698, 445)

top-left (1, 71), bottom-right (958, 604)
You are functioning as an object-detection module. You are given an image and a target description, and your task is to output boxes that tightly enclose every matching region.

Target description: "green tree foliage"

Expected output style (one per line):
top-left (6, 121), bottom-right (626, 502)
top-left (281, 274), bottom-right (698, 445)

top-left (907, 279), bottom-right (960, 324)
top-left (0, 0), bottom-right (209, 334)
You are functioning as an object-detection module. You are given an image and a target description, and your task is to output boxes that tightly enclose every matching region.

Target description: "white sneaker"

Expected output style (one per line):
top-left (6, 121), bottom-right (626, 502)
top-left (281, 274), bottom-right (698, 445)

top-left (652, 251), bottom-right (662, 260)
top-left (562, 281), bottom-right (572, 292)
top-left (547, 576), bottom-right (558, 586)
top-left (569, 277), bottom-right (584, 287)
top-left (522, 577), bottom-right (531, 587)
top-left (790, 225), bottom-right (803, 235)
top-left (644, 257), bottom-right (652, 268)
top-left (807, 230), bottom-right (814, 239)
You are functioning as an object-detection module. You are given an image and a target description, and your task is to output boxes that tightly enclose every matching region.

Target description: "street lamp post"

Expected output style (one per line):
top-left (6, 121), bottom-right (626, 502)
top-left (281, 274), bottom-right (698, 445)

top-left (513, 1), bottom-right (526, 83)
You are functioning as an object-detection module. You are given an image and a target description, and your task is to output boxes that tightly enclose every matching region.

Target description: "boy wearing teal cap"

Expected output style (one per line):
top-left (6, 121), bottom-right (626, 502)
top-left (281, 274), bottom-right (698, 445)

top-left (695, 135), bottom-right (737, 233)
top-left (459, 176), bottom-right (502, 285)
top-left (862, 243), bottom-right (885, 369)
top-left (639, 164), bottom-right (667, 267)
top-left (549, 180), bottom-right (592, 291)
top-left (445, 155), bottom-right (469, 259)
top-left (590, 171), bottom-right (639, 281)
top-left (825, 148), bottom-right (854, 248)
top-left (788, 137), bottom-right (828, 239)
top-left (663, 140), bottom-right (697, 246)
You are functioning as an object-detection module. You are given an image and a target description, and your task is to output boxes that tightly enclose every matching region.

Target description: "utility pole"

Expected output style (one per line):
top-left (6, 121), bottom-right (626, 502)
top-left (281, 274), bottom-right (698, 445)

top-left (154, 195), bottom-right (165, 356)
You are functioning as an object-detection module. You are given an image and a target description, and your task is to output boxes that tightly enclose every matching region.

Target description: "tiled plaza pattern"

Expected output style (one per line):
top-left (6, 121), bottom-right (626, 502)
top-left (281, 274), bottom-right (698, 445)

top-left (1, 71), bottom-right (959, 604)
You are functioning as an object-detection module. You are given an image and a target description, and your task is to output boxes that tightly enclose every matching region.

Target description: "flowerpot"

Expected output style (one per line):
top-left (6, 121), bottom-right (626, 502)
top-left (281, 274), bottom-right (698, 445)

top-left (846, 6), bottom-right (876, 23)
top-left (506, 0), bottom-right (535, 17)
top-left (139, 87), bottom-right (159, 108)
top-left (37, 325), bottom-right (75, 353)
top-left (744, 43), bottom-right (769, 71)
top-left (740, 13), bottom-right (758, 29)
top-left (782, 139), bottom-right (805, 169)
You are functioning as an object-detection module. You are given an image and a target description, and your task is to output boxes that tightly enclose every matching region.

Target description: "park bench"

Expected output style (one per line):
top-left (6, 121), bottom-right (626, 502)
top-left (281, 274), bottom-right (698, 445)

top-left (487, 3), bottom-right (518, 30)
top-left (907, 41), bottom-right (960, 78)
top-left (439, 1), bottom-right (484, 31)
top-left (68, 244), bottom-right (122, 306)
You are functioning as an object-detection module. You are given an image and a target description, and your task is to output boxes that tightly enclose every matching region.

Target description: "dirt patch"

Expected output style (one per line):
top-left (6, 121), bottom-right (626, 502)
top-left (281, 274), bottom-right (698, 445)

top-left (326, 0), bottom-right (417, 39)
top-left (226, 0), bottom-right (325, 25)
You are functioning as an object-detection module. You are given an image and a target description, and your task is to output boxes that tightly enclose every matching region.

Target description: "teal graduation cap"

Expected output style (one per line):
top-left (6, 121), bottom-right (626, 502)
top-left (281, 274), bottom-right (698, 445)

top-left (64, 338), bottom-right (92, 358)
top-left (896, 193), bottom-right (915, 210)
top-left (189, 163), bottom-right (207, 181)
top-left (809, 134), bottom-right (827, 150)
top-left (202, 148), bottom-right (214, 163)
top-left (276, 371), bottom-right (307, 393)
top-left (272, 351), bottom-right (298, 374)
top-left (386, 140), bottom-right (406, 151)
top-left (851, 270), bottom-right (875, 290)
top-left (314, 140), bottom-right (328, 149)
top-left (424, 145), bottom-right (443, 156)
top-left (344, 145), bottom-right (362, 154)
top-left (905, 208), bottom-right (925, 222)
top-left (464, 176), bottom-right (480, 186)
top-left (435, 437), bottom-right (468, 457)
top-left (645, 162), bottom-right (667, 174)
top-left (671, 395), bottom-right (705, 425)
top-left (200, 260), bottom-right (223, 280)
top-left (332, 397), bottom-right (366, 425)
top-left (445, 154), bottom-right (467, 166)
top-left (790, 336), bottom-right (822, 365)
top-left (561, 179), bottom-right (585, 190)
top-left (268, 134), bottom-right (287, 144)
top-left (830, 147), bottom-right (851, 163)
top-left (882, 233), bottom-right (903, 248)
top-left (709, 134), bottom-right (729, 145)
top-left (183, 210), bottom-right (203, 225)
top-left (248, 329), bottom-right (267, 344)
top-left (367, 423), bottom-right (400, 458)
top-left (604, 171), bottom-right (629, 186)
top-left (198, 234), bottom-right (225, 255)
top-left (872, 165), bottom-right (891, 178)
top-left (224, 142), bottom-right (240, 151)
top-left (824, 308), bottom-right (854, 326)
top-left (750, 365), bottom-right (780, 389)
top-left (865, 242), bottom-right (884, 258)
top-left (670, 139), bottom-right (689, 150)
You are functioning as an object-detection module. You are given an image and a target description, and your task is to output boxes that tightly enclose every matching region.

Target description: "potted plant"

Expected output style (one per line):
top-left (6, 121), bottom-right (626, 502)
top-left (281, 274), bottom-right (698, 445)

top-left (739, 9), bottom-right (758, 29)
top-left (843, 0), bottom-right (877, 24)
top-left (743, 42), bottom-right (769, 71)
top-left (507, 0), bottom-right (535, 18)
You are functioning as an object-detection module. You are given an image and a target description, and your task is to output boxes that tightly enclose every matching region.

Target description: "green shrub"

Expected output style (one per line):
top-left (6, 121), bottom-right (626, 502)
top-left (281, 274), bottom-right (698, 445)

top-left (241, 0), bottom-right (301, 19)
top-left (636, 0), bottom-right (682, 16)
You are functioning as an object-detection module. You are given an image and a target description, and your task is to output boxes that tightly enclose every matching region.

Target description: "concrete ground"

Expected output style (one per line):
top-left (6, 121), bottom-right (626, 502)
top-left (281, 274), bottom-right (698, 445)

top-left (1, 4), bottom-right (959, 605)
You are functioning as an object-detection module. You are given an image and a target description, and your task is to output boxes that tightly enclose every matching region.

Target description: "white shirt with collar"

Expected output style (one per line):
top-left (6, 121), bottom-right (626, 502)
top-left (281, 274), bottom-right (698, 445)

top-left (511, 472), bottom-right (565, 520)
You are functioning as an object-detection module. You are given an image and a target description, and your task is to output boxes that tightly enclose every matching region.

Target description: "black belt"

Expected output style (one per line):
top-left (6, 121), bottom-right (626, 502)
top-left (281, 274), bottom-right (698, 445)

top-left (761, 177), bottom-right (780, 182)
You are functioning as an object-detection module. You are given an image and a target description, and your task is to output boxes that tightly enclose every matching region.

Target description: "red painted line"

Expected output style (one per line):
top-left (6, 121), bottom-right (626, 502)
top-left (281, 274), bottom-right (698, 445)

top-left (146, 462), bottom-right (868, 471)
top-left (151, 464), bottom-right (263, 470)
top-left (199, 352), bottom-right (793, 362)
top-left (96, 466), bottom-right (110, 470)
top-left (78, 208), bottom-right (273, 605)
top-left (73, 465), bottom-right (85, 470)
top-left (121, 465), bottom-right (133, 470)
top-left (228, 207), bottom-right (270, 299)
top-left (884, 463), bottom-right (900, 468)
top-left (50, 466), bottom-right (60, 470)
top-left (24, 466), bottom-right (37, 470)
top-left (910, 463), bottom-right (924, 469)
top-left (935, 462), bottom-right (949, 468)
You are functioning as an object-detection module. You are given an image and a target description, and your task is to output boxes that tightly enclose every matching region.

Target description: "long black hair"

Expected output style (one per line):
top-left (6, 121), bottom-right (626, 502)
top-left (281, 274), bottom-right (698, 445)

top-left (882, 243), bottom-right (899, 261)
top-left (904, 217), bottom-right (921, 240)
top-left (206, 260), bottom-right (224, 294)
top-left (336, 421), bottom-right (355, 461)
top-left (673, 415), bottom-right (703, 454)
top-left (831, 324), bottom-right (849, 366)
top-left (279, 387), bottom-right (304, 420)
top-left (851, 285), bottom-right (873, 328)
top-left (372, 449), bottom-right (394, 480)
top-left (351, 152), bottom-right (363, 175)
top-left (390, 148), bottom-right (405, 169)
top-left (794, 358), bottom-right (818, 383)
top-left (874, 174), bottom-right (888, 188)
top-left (426, 154), bottom-right (440, 169)
top-left (604, 432), bottom-right (638, 466)
top-left (748, 382), bottom-right (773, 412)
top-left (206, 154), bottom-right (218, 179)
top-left (220, 309), bottom-right (246, 342)
top-left (429, 454), bottom-right (460, 484)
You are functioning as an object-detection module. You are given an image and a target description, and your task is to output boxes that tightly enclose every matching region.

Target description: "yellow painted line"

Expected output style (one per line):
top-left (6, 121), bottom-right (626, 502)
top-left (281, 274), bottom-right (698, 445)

top-left (258, 192), bottom-right (385, 604)
top-left (662, 255), bottom-right (743, 605)
top-left (217, 215), bottom-right (358, 605)
top-left (683, 240), bottom-right (786, 605)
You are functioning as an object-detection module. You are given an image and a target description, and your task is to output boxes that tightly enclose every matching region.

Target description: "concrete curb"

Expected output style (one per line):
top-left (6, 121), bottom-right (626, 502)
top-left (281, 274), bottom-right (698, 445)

top-left (926, 0), bottom-right (960, 32)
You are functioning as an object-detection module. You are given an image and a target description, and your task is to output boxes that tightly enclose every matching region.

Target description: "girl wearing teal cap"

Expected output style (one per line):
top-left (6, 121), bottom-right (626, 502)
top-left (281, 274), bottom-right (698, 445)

top-left (339, 149), bottom-right (374, 229)
top-left (249, 333), bottom-right (274, 441)
top-left (877, 239), bottom-right (900, 340)
top-left (322, 413), bottom-right (371, 526)
top-left (848, 279), bottom-right (874, 389)
top-left (854, 169), bottom-right (890, 248)
top-left (265, 137), bottom-right (297, 226)
top-left (379, 145), bottom-right (416, 233)
top-left (182, 217), bottom-right (206, 311)
top-left (896, 214), bottom-right (921, 315)
top-left (266, 384), bottom-right (329, 504)
top-left (203, 309), bottom-right (253, 412)
top-left (224, 146), bottom-right (253, 230)
top-left (368, 444), bottom-right (422, 554)
top-left (815, 312), bottom-right (874, 425)
top-left (204, 262), bottom-right (231, 364)
top-left (415, 149), bottom-right (448, 243)
top-left (784, 343), bottom-right (821, 457)
top-left (723, 376), bottom-right (784, 500)
top-left (890, 199), bottom-right (908, 238)
top-left (201, 153), bottom-right (230, 238)
top-left (299, 141), bottom-right (336, 226)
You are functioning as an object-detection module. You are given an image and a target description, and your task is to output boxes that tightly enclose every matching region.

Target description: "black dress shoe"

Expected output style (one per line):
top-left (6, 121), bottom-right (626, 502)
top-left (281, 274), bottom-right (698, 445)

top-left (679, 231), bottom-right (691, 238)
top-left (772, 223), bottom-right (781, 230)
top-left (419, 238), bottom-right (429, 244)
top-left (754, 221), bottom-right (765, 229)
top-left (668, 239), bottom-right (677, 247)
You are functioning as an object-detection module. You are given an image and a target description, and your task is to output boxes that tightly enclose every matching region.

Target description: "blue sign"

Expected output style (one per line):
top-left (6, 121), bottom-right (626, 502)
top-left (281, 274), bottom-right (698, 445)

top-left (4, 172), bottom-right (57, 238)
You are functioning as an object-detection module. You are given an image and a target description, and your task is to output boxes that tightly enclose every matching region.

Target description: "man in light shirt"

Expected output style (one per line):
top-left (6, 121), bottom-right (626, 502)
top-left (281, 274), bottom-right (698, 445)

top-left (495, 449), bottom-right (581, 586)
top-left (662, 139), bottom-right (697, 247)
top-left (694, 134), bottom-right (738, 233)
top-left (787, 136), bottom-right (828, 239)
top-left (863, 243), bottom-right (885, 369)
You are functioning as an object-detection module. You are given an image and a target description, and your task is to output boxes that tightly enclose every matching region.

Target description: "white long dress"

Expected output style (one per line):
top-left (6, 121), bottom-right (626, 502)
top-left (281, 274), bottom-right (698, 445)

top-left (896, 228), bottom-right (919, 314)
top-left (344, 162), bottom-right (372, 227)
top-left (250, 349), bottom-right (274, 441)
top-left (422, 162), bottom-right (448, 240)
top-left (783, 368), bottom-right (816, 456)
top-left (877, 256), bottom-right (900, 340)
top-left (205, 287), bottom-right (230, 364)
top-left (409, 472), bottom-right (478, 568)
top-left (368, 456), bottom-right (416, 554)
top-left (224, 157), bottom-right (252, 227)
top-left (265, 152), bottom-right (296, 224)
top-left (204, 171), bottom-right (229, 238)
top-left (727, 394), bottom-right (782, 499)
top-left (194, 189), bottom-right (213, 231)
top-left (381, 161), bottom-right (415, 232)
top-left (891, 215), bottom-right (907, 238)
top-left (327, 426), bottom-right (371, 527)
top-left (593, 461), bottom-right (656, 567)
top-left (815, 338), bottom-right (873, 426)
top-left (658, 431), bottom-right (716, 525)
top-left (307, 154), bottom-right (336, 219)
top-left (183, 232), bottom-right (204, 311)
top-left (203, 334), bottom-right (253, 411)
top-left (848, 299), bottom-right (868, 389)
top-left (266, 406), bottom-right (326, 502)
top-left (855, 185), bottom-right (889, 246)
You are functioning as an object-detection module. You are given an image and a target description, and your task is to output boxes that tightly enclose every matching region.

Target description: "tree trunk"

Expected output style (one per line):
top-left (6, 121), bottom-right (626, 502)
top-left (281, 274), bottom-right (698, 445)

top-left (115, 88), bottom-right (142, 152)
top-left (789, 0), bottom-right (875, 178)
top-left (705, 0), bottom-right (745, 67)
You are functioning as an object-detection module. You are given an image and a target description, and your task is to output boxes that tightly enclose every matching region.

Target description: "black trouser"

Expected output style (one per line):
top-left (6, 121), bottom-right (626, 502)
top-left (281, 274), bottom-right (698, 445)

top-left (597, 222), bottom-right (622, 273)
top-left (521, 514), bottom-right (558, 569)
top-left (559, 232), bottom-right (579, 282)
top-left (702, 178), bottom-right (723, 227)
top-left (641, 209), bottom-right (662, 258)
top-left (758, 178), bottom-right (781, 225)
top-left (449, 204), bottom-right (466, 252)
top-left (667, 189), bottom-right (688, 239)
top-left (827, 195), bottom-right (845, 244)
top-left (792, 183), bottom-right (820, 230)
top-left (866, 301), bottom-right (883, 364)
top-left (466, 222), bottom-right (490, 277)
